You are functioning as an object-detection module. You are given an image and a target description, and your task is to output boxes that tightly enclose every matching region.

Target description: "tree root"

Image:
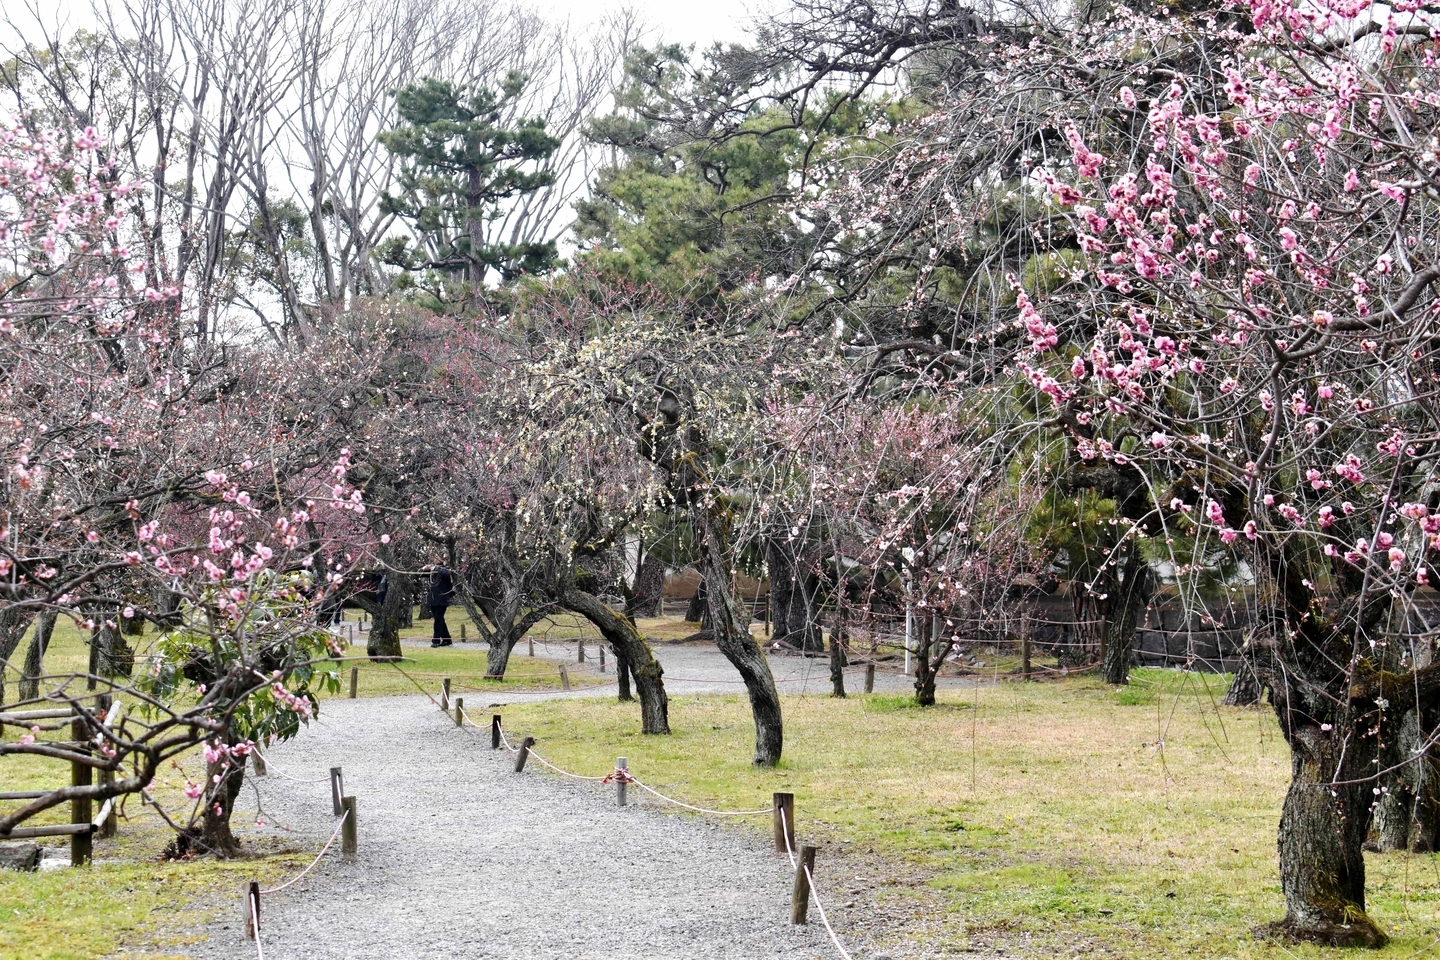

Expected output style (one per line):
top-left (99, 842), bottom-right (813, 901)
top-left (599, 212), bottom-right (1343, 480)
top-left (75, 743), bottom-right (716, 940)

top-left (1254, 914), bottom-right (1388, 948)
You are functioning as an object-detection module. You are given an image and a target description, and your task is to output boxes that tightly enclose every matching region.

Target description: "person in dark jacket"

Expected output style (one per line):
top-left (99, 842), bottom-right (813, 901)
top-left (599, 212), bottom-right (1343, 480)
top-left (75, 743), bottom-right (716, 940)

top-left (427, 562), bottom-right (455, 647)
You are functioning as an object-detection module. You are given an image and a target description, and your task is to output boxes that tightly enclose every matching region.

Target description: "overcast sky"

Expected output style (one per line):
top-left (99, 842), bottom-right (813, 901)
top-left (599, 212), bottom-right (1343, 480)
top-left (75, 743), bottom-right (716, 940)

top-left (1, 0), bottom-right (766, 51)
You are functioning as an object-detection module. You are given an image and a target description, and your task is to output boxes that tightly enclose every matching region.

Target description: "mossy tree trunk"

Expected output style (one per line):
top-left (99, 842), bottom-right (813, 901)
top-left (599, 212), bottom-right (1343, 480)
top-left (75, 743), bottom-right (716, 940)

top-left (1263, 726), bottom-right (1386, 946)
top-left (1255, 551), bottom-right (1389, 947)
top-left (562, 587), bottom-right (669, 734)
top-left (701, 515), bottom-right (782, 765)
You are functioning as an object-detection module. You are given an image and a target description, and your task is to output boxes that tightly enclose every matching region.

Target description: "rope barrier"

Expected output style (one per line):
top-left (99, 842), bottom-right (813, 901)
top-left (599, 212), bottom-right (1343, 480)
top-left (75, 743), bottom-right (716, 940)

top-left (253, 749), bottom-right (333, 784)
top-left (389, 663), bottom-right (441, 705)
top-left (260, 809), bottom-right (350, 894)
top-left (804, 863), bottom-right (855, 960)
top-left (779, 806), bottom-right (797, 870)
top-left (628, 777), bottom-right (773, 817)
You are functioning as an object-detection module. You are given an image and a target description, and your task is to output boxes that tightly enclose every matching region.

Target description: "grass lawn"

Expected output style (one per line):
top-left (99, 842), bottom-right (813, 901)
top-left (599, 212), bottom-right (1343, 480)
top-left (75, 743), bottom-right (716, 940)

top-left (495, 669), bottom-right (1440, 959)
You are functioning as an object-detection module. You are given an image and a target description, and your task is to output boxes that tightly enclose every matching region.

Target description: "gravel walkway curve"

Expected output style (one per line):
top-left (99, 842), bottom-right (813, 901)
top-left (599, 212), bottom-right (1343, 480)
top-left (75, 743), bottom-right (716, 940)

top-left (188, 690), bottom-right (845, 960)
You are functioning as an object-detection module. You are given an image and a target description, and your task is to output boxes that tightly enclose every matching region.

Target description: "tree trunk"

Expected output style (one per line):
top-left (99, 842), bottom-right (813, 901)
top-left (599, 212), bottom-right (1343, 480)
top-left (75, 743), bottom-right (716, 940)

top-left (627, 554), bottom-right (665, 619)
top-left (562, 588), bottom-right (669, 734)
top-left (829, 609), bottom-right (847, 699)
top-left (0, 608), bottom-right (33, 706)
top-left (1102, 546), bottom-right (1149, 685)
top-left (701, 516), bottom-right (782, 765)
top-left (914, 615), bottom-right (939, 706)
top-left (685, 580), bottom-right (708, 625)
top-left (1224, 656), bottom-right (1264, 706)
top-left (368, 573), bottom-right (412, 660)
top-left (1261, 726), bottom-right (1387, 947)
top-left (18, 613), bottom-right (57, 702)
top-left (767, 538), bottom-right (794, 647)
top-left (615, 645), bottom-right (635, 702)
top-left (198, 730), bottom-right (246, 858)
top-left (482, 593), bottom-right (548, 679)
top-left (96, 618), bottom-right (135, 679)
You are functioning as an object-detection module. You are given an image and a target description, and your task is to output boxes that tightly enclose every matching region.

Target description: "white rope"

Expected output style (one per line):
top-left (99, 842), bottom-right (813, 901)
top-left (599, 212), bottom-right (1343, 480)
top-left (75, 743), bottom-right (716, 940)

top-left (524, 746), bottom-right (609, 782)
top-left (628, 777), bottom-right (773, 816)
top-left (260, 809), bottom-right (349, 895)
top-left (254, 749), bottom-right (332, 784)
top-left (779, 806), bottom-right (797, 869)
top-left (804, 863), bottom-right (855, 960)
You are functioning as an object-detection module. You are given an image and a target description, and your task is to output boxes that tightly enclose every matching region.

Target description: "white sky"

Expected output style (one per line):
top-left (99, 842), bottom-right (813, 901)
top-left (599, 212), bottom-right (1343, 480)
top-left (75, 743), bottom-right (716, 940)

top-left (2, 0), bottom-right (765, 51)
top-left (580, 0), bottom-right (762, 46)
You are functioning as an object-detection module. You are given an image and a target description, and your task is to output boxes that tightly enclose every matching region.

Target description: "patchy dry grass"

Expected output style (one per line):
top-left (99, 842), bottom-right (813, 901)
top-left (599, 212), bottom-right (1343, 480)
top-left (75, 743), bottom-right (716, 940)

top-left (496, 669), bottom-right (1440, 959)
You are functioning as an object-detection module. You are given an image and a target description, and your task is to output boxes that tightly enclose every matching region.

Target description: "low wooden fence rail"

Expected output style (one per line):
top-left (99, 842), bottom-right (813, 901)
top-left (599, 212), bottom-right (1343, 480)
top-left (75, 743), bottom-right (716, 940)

top-left (0, 698), bottom-right (123, 865)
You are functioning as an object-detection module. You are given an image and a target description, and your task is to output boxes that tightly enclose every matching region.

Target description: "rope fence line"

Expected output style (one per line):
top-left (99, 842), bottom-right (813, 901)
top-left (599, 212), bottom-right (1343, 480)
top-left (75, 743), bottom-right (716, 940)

top-left (260, 809), bottom-right (350, 894)
top-left (252, 749), bottom-right (333, 784)
top-left (243, 753), bottom-right (358, 953)
top-left (444, 693), bottom-right (857, 959)
top-left (628, 777), bottom-right (773, 817)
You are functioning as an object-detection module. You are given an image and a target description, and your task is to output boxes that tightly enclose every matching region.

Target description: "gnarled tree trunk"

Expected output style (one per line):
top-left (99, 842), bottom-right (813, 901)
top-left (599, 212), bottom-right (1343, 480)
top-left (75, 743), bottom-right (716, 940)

top-left (1223, 656), bottom-right (1263, 707)
top-left (1262, 725), bottom-right (1386, 947)
top-left (702, 516), bottom-right (782, 765)
top-left (198, 729), bottom-right (247, 858)
top-left (562, 588), bottom-right (669, 734)
top-left (767, 536), bottom-right (822, 653)
top-left (368, 572), bottom-right (412, 660)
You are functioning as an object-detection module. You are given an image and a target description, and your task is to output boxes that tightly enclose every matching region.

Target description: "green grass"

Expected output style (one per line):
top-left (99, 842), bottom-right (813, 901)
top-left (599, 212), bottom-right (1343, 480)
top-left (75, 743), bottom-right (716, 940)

top-left (495, 669), bottom-right (1440, 959)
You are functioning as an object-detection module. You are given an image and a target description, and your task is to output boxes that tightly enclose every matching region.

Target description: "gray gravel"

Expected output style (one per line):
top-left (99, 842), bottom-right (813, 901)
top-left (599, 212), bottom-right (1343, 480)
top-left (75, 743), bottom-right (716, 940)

top-left (186, 688), bottom-right (849, 960)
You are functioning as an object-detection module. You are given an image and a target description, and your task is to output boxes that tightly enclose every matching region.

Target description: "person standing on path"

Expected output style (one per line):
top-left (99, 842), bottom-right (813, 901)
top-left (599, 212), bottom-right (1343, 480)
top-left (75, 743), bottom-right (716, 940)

top-left (428, 561), bottom-right (455, 647)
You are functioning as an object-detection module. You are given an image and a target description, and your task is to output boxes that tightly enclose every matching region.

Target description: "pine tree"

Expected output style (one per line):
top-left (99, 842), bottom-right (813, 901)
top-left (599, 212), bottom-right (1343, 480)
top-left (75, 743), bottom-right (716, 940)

top-left (378, 73), bottom-right (559, 295)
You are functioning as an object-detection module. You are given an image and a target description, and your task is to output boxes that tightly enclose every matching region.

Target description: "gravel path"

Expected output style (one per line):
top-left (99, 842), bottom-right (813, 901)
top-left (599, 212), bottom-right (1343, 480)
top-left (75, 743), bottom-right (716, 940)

top-left (187, 689), bottom-right (849, 960)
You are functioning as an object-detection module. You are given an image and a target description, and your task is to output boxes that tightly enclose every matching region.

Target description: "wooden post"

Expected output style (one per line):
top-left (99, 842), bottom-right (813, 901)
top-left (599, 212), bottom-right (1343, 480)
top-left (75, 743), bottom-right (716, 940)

top-left (253, 751), bottom-right (267, 776)
top-left (864, 663), bottom-right (876, 694)
top-left (454, 697), bottom-right (464, 727)
top-left (441, 678), bottom-right (450, 711)
top-left (349, 666), bottom-right (359, 699)
top-left (71, 715), bottom-right (92, 866)
top-left (773, 792), bottom-right (795, 856)
top-left (330, 767), bottom-right (344, 816)
top-left (600, 646), bottom-right (606, 673)
top-left (242, 880), bottom-right (261, 940)
top-left (97, 707), bottom-right (116, 842)
top-left (528, 636), bottom-right (534, 657)
top-left (765, 594), bottom-right (771, 636)
top-left (791, 845), bottom-right (818, 924)
top-left (461, 623), bottom-right (467, 641)
top-left (491, 715), bottom-right (502, 750)
top-left (559, 664), bottom-right (571, 691)
top-left (578, 637), bottom-right (585, 662)
top-left (616, 757), bottom-right (628, 807)
top-left (340, 797), bottom-right (357, 860)
top-left (515, 736), bottom-right (534, 772)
